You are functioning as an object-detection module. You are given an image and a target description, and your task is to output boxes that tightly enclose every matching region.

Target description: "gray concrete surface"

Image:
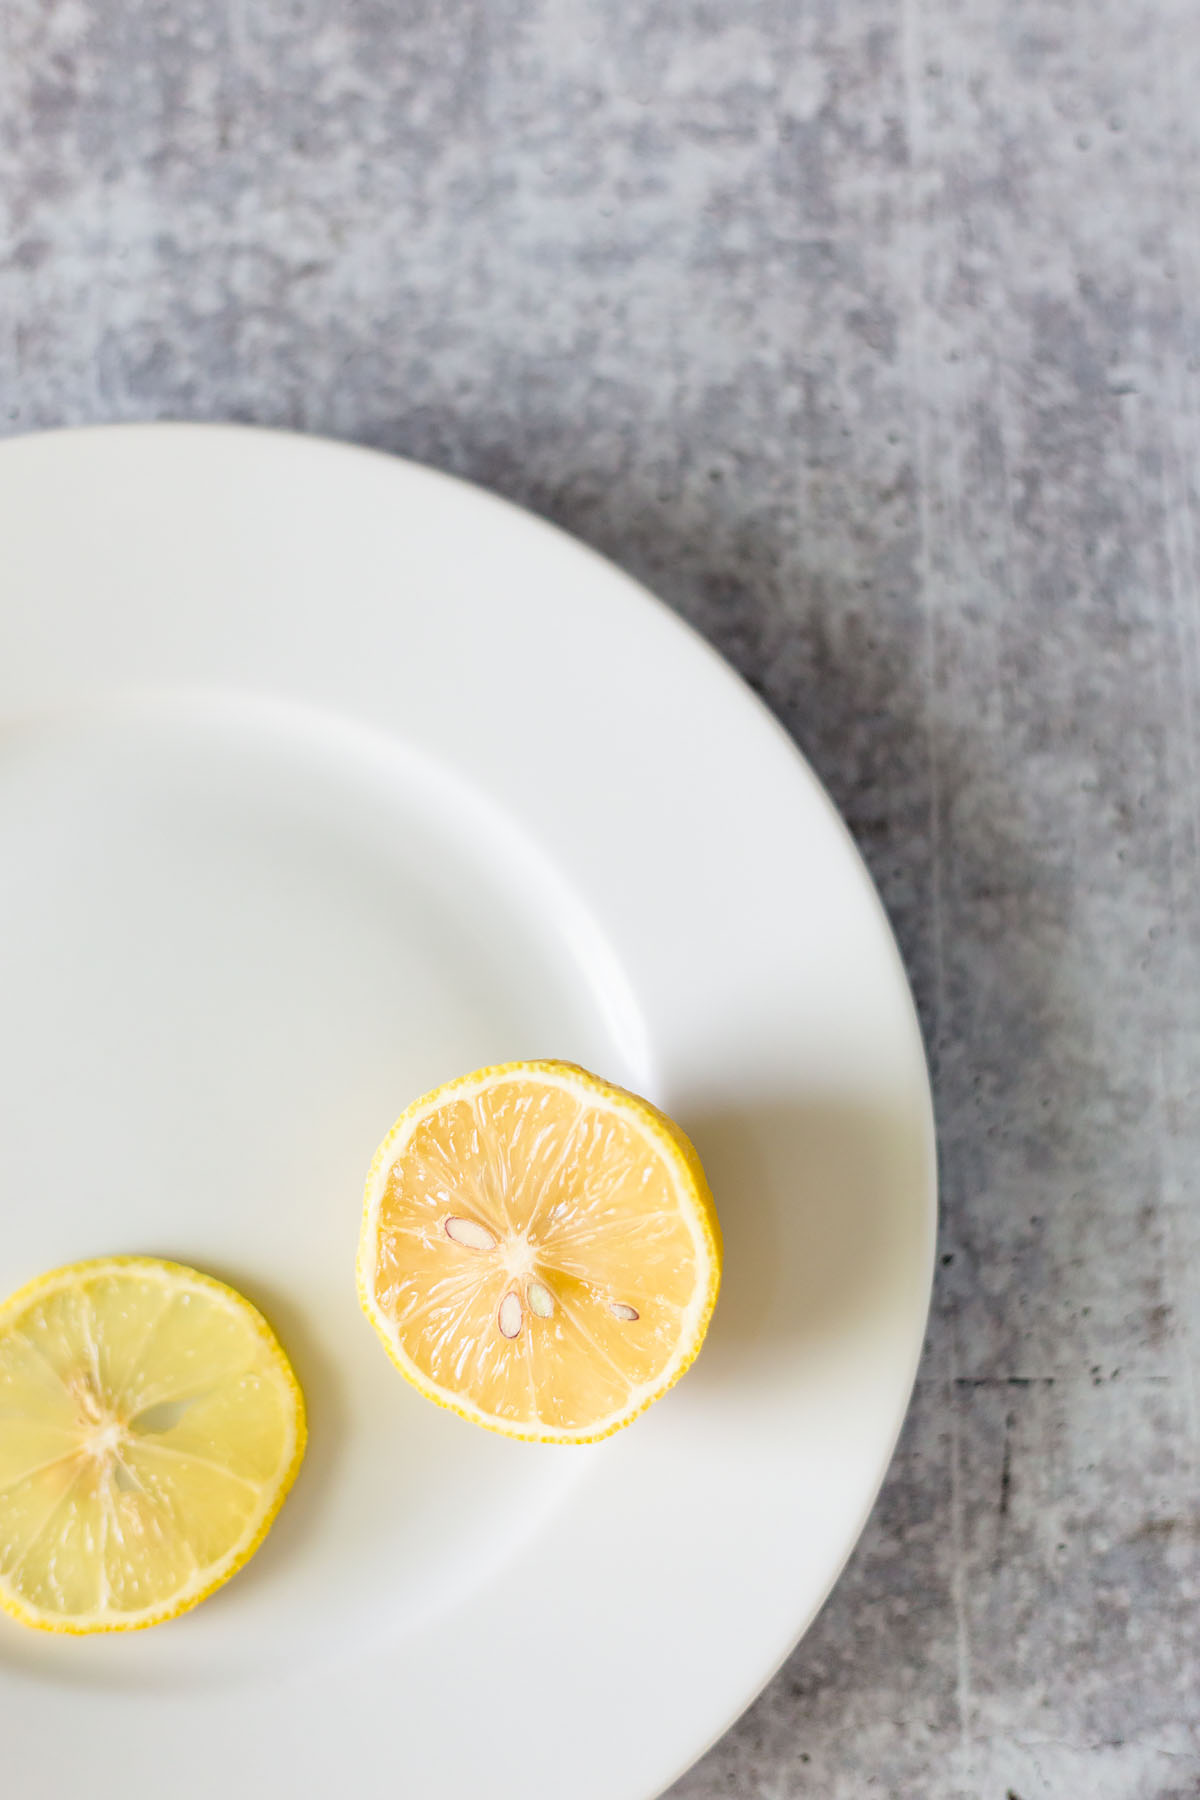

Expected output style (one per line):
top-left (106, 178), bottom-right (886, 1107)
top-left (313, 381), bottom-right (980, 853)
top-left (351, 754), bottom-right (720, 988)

top-left (2, 1), bottom-right (1199, 1794)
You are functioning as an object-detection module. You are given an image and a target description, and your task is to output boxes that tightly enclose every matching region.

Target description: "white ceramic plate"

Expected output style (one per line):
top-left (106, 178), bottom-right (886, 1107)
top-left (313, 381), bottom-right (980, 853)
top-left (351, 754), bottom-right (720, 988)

top-left (0, 425), bottom-right (935, 1799)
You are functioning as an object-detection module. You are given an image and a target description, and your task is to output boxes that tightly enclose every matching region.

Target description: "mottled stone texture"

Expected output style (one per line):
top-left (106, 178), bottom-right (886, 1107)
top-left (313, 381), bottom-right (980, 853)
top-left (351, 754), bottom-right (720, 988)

top-left (2, 0), bottom-right (1199, 1793)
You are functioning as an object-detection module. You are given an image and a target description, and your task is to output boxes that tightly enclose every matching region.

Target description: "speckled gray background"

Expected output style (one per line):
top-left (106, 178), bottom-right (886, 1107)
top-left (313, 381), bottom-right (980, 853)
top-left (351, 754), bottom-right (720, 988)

top-left (3, 0), bottom-right (1199, 1794)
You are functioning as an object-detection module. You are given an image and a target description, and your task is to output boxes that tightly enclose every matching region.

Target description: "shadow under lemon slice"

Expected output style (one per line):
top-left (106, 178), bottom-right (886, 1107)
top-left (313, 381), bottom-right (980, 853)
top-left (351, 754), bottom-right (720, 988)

top-left (0, 1257), bottom-right (305, 1633)
top-left (357, 1060), bottom-right (722, 1444)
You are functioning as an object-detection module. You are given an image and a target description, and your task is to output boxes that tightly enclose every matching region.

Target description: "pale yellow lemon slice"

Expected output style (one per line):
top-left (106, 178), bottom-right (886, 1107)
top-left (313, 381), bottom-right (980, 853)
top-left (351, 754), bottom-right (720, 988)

top-left (357, 1061), bottom-right (722, 1443)
top-left (0, 1257), bottom-right (305, 1633)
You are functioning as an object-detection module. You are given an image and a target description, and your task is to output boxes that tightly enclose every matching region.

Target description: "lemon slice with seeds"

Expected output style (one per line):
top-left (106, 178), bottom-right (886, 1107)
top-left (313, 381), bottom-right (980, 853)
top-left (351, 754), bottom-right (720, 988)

top-left (357, 1061), bottom-right (722, 1443)
top-left (0, 1257), bottom-right (305, 1633)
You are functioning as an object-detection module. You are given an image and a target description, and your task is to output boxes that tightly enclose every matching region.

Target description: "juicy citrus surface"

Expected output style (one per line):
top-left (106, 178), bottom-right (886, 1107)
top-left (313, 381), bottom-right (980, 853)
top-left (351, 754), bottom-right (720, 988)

top-left (357, 1061), bottom-right (722, 1443)
top-left (0, 1257), bottom-right (305, 1633)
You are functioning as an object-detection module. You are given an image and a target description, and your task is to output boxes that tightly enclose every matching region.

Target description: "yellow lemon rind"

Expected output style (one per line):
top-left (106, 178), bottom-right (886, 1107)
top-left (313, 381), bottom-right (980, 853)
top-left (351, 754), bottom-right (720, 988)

top-left (0, 1255), bottom-right (307, 1635)
top-left (356, 1060), bottom-right (722, 1445)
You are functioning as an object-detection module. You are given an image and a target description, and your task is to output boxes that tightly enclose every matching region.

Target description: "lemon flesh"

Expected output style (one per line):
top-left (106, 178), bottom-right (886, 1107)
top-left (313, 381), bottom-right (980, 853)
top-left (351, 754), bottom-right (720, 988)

top-left (0, 1258), bottom-right (305, 1633)
top-left (358, 1061), bottom-right (722, 1443)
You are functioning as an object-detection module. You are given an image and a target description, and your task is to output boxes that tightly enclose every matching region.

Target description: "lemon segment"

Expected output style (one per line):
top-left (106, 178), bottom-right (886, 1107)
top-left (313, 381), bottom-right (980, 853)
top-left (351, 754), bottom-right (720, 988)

top-left (357, 1060), bottom-right (722, 1443)
top-left (0, 1257), bottom-right (305, 1633)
